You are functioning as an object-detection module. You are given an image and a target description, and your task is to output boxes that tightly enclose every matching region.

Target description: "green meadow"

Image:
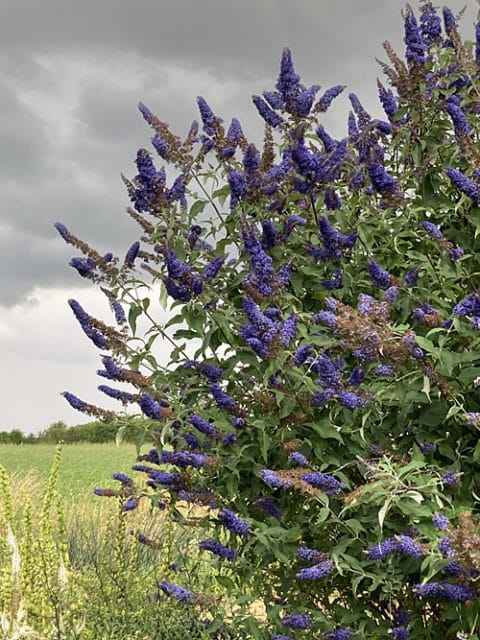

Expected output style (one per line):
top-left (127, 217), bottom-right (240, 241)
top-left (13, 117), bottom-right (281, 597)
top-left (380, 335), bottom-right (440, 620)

top-left (0, 442), bottom-right (140, 497)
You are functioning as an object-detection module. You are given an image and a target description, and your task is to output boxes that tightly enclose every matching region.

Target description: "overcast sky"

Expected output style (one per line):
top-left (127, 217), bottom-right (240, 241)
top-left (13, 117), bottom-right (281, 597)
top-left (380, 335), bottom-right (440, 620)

top-left (0, 0), bottom-right (477, 433)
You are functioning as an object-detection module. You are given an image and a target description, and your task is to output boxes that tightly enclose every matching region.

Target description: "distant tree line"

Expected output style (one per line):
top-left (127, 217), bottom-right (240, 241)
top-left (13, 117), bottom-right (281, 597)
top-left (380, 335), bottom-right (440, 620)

top-left (0, 417), bottom-right (153, 445)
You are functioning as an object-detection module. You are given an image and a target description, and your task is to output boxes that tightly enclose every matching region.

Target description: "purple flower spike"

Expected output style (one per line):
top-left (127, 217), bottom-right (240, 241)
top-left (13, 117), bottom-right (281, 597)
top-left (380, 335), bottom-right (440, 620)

top-left (280, 614), bottom-right (312, 630)
top-left (54, 222), bottom-right (72, 243)
top-left (296, 559), bottom-right (334, 580)
top-left (252, 95), bottom-right (283, 127)
top-left (199, 539), bottom-right (238, 561)
top-left (218, 508), bottom-right (251, 536)
top-left (447, 167), bottom-right (479, 203)
top-left (158, 579), bottom-right (194, 604)
top-left (138, 394), bottom-right (164, 420)
top-left (367, 260), bottom-right (393, 289)
top-left (324, 629), bottom-right (352, 640)
top-left (276, 48), bottom-right (300, 103)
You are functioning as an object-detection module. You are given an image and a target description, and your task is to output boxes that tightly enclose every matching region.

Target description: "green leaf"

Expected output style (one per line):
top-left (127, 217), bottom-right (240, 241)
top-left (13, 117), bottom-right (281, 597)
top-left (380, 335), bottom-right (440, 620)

top-left (189, 199), bottom-right (207, 218)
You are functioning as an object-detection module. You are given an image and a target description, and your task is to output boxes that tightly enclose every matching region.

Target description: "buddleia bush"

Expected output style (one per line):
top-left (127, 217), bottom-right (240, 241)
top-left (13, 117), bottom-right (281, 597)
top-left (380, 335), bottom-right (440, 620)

top-left (56, 2), bottom-right (480, 637)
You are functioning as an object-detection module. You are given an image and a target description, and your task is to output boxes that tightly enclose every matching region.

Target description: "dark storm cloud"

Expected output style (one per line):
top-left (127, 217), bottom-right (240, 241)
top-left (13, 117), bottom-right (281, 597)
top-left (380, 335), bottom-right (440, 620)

top-left (0, 0), bottom-right (478, 306)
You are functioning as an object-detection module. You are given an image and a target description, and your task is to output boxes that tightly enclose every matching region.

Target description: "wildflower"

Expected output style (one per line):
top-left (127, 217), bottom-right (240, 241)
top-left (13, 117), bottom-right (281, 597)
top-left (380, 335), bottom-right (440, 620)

top-left (438, 537), bottom-right (455, 558)
top-left (391, 627), bottom-right (409, 640)
top-left (442, 7), bottom-right (457, 35)
top-left (210, 384), bottom-right (239, 414)
top-left (447, 168), bottom-right (479, 203)
top-left (218, 509), bottom-right (251, 536)
top-left (338, 391), bottom-right (368, 409)
top-left (375, 364), bottom-right (394, 377)
top-left (289, 452), bottom-right (308, 466)
top-left (420, 1), bottom-right (441, 45)
top-left (314, 311), bottom-right (338, 328)
top-left (254, 497), bottom-right (282, 520)
top-left (301, 472), bottom-right (345, 495)
top-left (443, 561), bottom-right (466, 577)
top-left (113, 472), bottom-right (134, 486)
top-left (314, 84), bottom-right (346, 112)
top-left (252, 95), bottom-right (283, 127)
top-left (54, 221), bottom-right (72, 243)
top-left (70, 256), bottom-right (96, 278)
top-left (158, 579), bottom-right (194, 604)
top-left (366, 147), bottom-right (399, 194)
top-left (324, 629), bottom-right (352, 640)
top-left (413, 581), bottom-right (476, 602)
top-left (348, 366), bottom-right (365, 387)
top-left (260, 469), bottom-right (286, 488)
top-left (441, 471), bottom-right (460, 485)
top-left (98, 385), bottom-right (134, 403)
top-left (199, 539), bottom-right (238, 561)
top-left (298, 547), bottom-right (324, 563)
top-left (385, 285), bottom-right (399, 304)
top-left (63, 391), bottom-right (86, 412)
top-left (280, 614), bottom-right (312, 630)
top-left (187, 415), bottom-right (216, 438)
top-left (432, 513), bottom-right (449, 530)
top-left (276, 48), bottom-right (300, 103)
top-left (296, 560), bottom-right (334, 580)
top-left (138, 395), bottom-right (164, 420)
top-left (367, 260), bottom-right (393, 289)
top-left (122, 497), bottom-right (138, 511)
top-left (124, 241), bottom-right (140, 265)
top-left (404, 8), bottom-right (427, 66)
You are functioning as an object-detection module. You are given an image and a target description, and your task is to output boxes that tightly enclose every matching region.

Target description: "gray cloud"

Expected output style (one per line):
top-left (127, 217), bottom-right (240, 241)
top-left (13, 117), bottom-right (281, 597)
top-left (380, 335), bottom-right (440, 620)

top-left (0, 0), bottom-right (478, 430)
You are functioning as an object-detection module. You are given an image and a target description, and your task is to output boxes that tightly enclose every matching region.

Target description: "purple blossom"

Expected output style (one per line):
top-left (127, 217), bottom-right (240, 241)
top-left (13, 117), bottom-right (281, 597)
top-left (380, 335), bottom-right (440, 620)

top-left (432, 513), bottom-right (449, 530)
top-left (391, 627), bottom-right (409, 640)
top-left (260, 469), bottom-right (286, 488)
top-left (322, 269), bottom-right (343, 290)
top-left (252, 95), bottom-right (283, 127)
top-left (276, 48), bottom-right (301, 103)
top-left (113, 472), bottom-right (134, 486)
top-left (197, 96), bottom-right (223, 137)
top-left (70, 256), bottom-right (96, 278)
top-left (210, 384), bottom-right (239, 414)
top-left (453, 292), bottom-right (480, 319)
top-left (122, 497), bottom-right (138, 511)
top-left (422, 220), bottom-right (443, 239)
top-left (62, 391), bottom-right (87, 412)
top-left (366, 148), bottom-right (399, 194)
top-left (477, 19), bottom-right (480, 62)
top-left (289, 452), bottom-right (308, 466)
top-left (367, 260), bottom-right (393, 289)
top-left (254, 497), bottom-right (282, 520)
top-left (199, 539), bottom-right (238, 561)
top-left (375, 364), bottom-right (394, 377)
top-left (292, 345), bottom-right (313, 366)
top-left (443, 560), bottom-right (466, 577)
top-left (367, 536), bottom-right (424, 560)
top-left (324, 629), bottom-right (352, 640)
top-left (98, 385), bottom-right (134, 404)
top-left (158, 579), bottom-right (193, 604)
top-left (111, 301), bottom-right (125, 324)
top-left (339, 391), bottom-right (368, 409)
top-left (348, 366), bottom-right (365, 387)
top-left (125, 241), bottom-right (140, 265)
top-left (97, 356), bottom-right (125, 381)
top-left (420, 1), bottom-right (441, 46)
top-left (218, 509), bottom-right (251, 536)
top-left (441, 471), bottom-right (460, 485)
top-left (296, 560), bottom-right (334, 580)
top-left (314, 311), bottom-right (338, 328)
top-left (298, 547), bottom-right (324, 563)
top-left (404, 267), bottom-right (419, 287)
top-left (385, 286), bottom-right (399, 304)
top-left (413, 581), bottom-right (476, 602)
top-left (151, 133), bottom-right (169, 158)
top-left (280, 314), bottom-right (297, 346)
top-left (447, 167), bottom-right (479, 203)
top-left (280, 614), bottom-right (312, 630)
top-left (228, 168), bottom-right (246, 208)
top-left (446, 102), bottom-right (472, 138)
top-left (301, 472), bottom-right (345, 495)
top-left (314, 85), bottom-right (346, 112)
top-left (272, 636), bottom-right (294, 640)
top-left (324, 188), bottom-right (342, 210)
top-left (404, 9), bottom-right (427, 66)
top-left (139, 394), bottom-right (164, 420)
top-left (378, 82), bottom-right (399, 122)
top-left (419, 440), bottom-right (437, 454)
top-left (54, 221), bottom-right (72, 243)
top-left (442, 7), bottom-right (457, 35)
top-left (438, 537), bottom-right (455, 558)
top-left (187, 415), bottom-right (216, 438)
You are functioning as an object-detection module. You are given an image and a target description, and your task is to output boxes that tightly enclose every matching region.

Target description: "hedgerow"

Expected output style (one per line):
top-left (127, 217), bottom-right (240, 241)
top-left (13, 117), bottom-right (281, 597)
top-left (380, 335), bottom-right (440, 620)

top-left (56, 3), bottom-right (480, 637)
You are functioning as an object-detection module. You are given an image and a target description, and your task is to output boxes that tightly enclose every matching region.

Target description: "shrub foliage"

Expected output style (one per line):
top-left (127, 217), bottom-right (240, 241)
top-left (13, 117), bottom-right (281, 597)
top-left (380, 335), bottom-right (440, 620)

top-left (56, 3), bottom-right (480, 637)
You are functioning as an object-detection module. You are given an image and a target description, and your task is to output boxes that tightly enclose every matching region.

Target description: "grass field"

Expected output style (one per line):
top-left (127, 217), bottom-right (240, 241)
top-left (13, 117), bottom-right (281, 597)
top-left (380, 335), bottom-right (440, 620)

top-left (0, 442), bottom-right (142, 497)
